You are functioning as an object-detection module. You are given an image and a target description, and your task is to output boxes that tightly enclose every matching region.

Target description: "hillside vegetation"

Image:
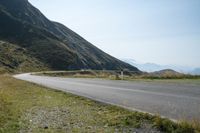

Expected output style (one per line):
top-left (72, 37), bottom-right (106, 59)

top-left (0, 41), bottom-right (48, 74)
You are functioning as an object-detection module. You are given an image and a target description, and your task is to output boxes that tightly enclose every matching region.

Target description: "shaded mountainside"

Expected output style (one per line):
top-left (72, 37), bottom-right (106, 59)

top-left (0, 0), bottom-right (139, 72)
top-left (0, 41), bottom-right (48, 73)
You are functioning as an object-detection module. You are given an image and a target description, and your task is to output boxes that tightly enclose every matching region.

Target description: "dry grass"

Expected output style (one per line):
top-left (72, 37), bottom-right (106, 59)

top-left (38, 70), bottom-right (200, 80)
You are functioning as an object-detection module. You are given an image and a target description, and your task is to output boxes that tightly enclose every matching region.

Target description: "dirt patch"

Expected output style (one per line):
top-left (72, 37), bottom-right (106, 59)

top-left (20, 107), bottom-right (161, 133)
top-left (20, 107), bottom-right (71, 132)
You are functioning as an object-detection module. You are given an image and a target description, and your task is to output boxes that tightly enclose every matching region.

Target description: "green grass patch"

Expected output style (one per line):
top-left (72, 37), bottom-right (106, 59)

top-left (0, 75), bottom-right (199, 133)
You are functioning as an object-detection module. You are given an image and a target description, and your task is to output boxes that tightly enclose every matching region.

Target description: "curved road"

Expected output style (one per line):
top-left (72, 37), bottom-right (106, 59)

top-left (14, 73), bottom-right (200, 121)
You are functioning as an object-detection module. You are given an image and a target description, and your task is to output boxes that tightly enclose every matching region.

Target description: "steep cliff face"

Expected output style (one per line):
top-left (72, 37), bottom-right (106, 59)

top-left (0, 0), bottom-right (139, 71)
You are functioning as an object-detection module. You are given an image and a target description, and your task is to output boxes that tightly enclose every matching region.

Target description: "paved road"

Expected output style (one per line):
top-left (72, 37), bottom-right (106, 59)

top-left (14, 73), bottom-right (200, 121)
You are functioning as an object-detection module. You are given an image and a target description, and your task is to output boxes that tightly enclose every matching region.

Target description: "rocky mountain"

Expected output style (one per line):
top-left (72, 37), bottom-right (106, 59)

top-left (0, 0), bottom-right (139, 72)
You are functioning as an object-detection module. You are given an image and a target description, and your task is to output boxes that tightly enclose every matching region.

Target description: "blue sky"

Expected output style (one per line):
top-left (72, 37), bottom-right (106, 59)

top-left (29, 0), bottom-right (200, 67)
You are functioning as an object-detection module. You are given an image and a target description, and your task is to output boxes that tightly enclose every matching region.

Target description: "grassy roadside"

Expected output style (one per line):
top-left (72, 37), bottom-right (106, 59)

top-left (38, 70), bottom-right (200, 79)
top-left (38, 71), bottom-right (200, 85)
top-left (0, 75), bottom-right (199, 133)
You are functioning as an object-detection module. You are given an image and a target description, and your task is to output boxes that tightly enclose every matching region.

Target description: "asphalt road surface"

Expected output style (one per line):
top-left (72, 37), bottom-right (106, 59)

top-left (14, 73), bottom-right (200, 121)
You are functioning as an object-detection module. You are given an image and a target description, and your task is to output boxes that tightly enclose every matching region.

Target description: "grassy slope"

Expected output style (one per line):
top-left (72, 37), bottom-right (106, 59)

top-left (0, 41), bottom-right (48, 73)
top-left (0, 75), bottom-right (199, 133)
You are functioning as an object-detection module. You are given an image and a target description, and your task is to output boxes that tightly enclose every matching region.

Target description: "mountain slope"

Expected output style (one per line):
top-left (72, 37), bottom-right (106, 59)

top-left (151, 69), bottom-right (183, 77)
top-left (0, 41), bottom-right (48, 73)
top-left (0, 0), bottom-right (139, 71)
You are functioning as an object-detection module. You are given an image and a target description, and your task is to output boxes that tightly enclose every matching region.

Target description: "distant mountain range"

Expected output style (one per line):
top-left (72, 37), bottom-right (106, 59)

top-left (0, 0), bottom-right (139, 73)
top-left (122, 58), bottom-right (200, 75)
top-left (191, 68), bottom-right (200, 75)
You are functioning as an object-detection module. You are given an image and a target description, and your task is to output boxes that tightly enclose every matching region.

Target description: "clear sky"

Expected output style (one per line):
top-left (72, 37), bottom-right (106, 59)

top-left (29, 0), bottom-right (200, 67)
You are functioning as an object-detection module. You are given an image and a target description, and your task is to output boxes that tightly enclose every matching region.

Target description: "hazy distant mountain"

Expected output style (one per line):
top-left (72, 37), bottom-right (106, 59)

top-left (122, 59), bottom-right (166, 72)
top-left (191, 68), bottom-right (200, 75)
top-left (122, 58), bottom-right (195, 74)
top-left (0, 0), bottom-right (139, 72)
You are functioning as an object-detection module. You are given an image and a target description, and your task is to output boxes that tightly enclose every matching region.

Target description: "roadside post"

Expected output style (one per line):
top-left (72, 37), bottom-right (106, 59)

top-left (121, 70), bottom-right (124, 80)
